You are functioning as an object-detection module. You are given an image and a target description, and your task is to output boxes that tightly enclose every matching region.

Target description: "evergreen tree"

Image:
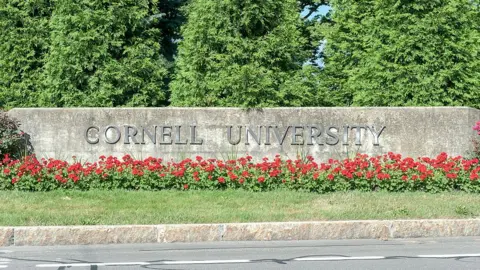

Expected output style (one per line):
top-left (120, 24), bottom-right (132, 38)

top-left (322, 0), bottom-right (480, 107)
top-left (155, 0), bottom-right (188, 62)
top-left (0, 0), bottom-right (186, 108)
top-left (0, 0), bottom-right (52, 108)
top-left (171, 0), bottom-right (320, 107)
top-left (42, 0), bottom-right (170, 107)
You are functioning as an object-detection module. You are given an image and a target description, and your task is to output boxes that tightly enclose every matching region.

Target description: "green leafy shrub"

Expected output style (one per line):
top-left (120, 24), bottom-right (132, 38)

top-left (170, 0), bottom-right (322, 107)
top-left (321, 0), bottom-right (480, 107)
top-left (0, 111), bottom-right (29, 159)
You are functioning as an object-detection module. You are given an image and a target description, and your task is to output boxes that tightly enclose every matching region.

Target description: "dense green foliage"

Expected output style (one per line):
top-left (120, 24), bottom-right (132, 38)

top-left (322, 0), bottom-right (480, 107)
top-left (170, 0), bottom-right (322, 107)
top-left (0, 0), bottom-right (52, 108)
top-left (0, 0), bottom-right (479, 108)
top-left (0, 0), bottom-right (186, 108)
top-left (43, 0), bottom-right (171, 107)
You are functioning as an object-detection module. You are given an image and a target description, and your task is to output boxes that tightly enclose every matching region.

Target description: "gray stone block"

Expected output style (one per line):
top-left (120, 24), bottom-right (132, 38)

top-left (0, 228), bottom-right (13, 246)
top-left (8, 107), bottom-right (480, 161)
top-left (13, 225), bottom-right (157, 246)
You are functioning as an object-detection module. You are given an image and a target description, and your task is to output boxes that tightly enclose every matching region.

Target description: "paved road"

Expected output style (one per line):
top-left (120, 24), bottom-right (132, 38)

top-left (1, 237), bottom-right (480, 269)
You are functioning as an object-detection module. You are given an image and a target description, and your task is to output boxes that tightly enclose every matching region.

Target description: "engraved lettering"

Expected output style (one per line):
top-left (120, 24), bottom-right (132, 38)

top-left (227, 126), bottom-right (241, 145)
top-left (326, 126), bottom-right (340, 145)
top-left (368, 126), bottom-right (386, 146)
top-left (246, 126), bottom-right (261, 145)
top-left (104, 126), bottom-right (121, 144)
top-left (85, 126), bottom-right (99, 144)
top-left (124, 125), bottom-right (139, 144)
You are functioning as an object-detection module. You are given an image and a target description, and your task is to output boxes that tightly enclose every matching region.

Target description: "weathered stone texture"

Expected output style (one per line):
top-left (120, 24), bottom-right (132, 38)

top-left (13, 226), bottom-right (157, 246)
top-left (390, 219), bottom-right (480, 238)
top-left (0, 228), bottom-right (14, 246)
top-left (223, 222), bottom-right (311, 241)
top-left (3, 219), bottom-right (480, 246)
top-left (160, 224), bottom-right (223, 243)
top-left (309, 221), bottom-right (391, 240)
top-left (8, 107), bottom-right (480, 161)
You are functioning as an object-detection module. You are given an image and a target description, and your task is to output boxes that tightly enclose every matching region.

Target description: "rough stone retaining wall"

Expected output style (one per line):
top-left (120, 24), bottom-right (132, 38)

top-left (1, 219), bottom-right (480, 246)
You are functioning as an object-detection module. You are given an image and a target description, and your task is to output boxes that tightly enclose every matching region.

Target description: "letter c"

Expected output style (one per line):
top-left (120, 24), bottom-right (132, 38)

top-left (85, 126), bottom-right (100, 144)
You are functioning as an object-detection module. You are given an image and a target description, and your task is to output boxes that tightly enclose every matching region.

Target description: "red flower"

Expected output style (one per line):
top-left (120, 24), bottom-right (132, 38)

top-left (446, 173), bottom-right (458, 179)
top-left (473, 121), bottom-right (480, 135)
top-left (183, 184), bottom-right (189, 190)
top-left (327, 174), bottom-right (334, 181)
top-left (258, 176), bottom-right (265, 183)
top-left (228, 172), bottom-right (238, 181)
top-left (218, 177), bottom-right (225, 183)
top-left (3, 168), bottom-right (10, 175)
top-left (11, 177), bottom-right (18, 184)
top-left (193, 171), bottom-right (200, 181)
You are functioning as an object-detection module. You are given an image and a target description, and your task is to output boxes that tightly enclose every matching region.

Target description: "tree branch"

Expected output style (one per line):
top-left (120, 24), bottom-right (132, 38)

top-left (302, 4), bottom-right (321, 20)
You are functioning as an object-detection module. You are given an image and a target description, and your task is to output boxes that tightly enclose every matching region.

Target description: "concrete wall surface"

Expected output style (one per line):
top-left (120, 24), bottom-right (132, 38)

top-left (8, 107), bottom-right (480, 161)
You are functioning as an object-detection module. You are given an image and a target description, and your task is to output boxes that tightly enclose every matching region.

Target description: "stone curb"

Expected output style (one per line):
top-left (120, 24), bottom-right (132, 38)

top-left (1, 219), bottom-right (480, 246)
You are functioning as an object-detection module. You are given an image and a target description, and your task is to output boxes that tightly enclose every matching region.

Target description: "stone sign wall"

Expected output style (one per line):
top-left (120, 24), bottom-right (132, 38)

top-left (8, 107), bottom-right (480, 161)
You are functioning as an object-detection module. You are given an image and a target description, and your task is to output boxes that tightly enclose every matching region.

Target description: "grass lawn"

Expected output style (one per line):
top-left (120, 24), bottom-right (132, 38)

top-left (0, 190), bottom-right (479, 226)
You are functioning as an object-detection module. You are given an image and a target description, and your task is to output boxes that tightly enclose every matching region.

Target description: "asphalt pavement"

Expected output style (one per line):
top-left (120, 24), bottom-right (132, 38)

top-left (1, 237), bottom-right (480, 269)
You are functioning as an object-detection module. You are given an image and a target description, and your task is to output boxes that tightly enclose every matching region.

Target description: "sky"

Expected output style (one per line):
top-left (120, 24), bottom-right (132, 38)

top-left (301, 5), bottom-right (331, 66)
top-left (318, 5), bottom-right (331, 16)
top-left (302, 4), bottom-right (331, 19)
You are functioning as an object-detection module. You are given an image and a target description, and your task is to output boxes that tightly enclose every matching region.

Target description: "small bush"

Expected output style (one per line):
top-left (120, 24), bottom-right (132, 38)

top-left (0, 110), bottom-right (28, 159)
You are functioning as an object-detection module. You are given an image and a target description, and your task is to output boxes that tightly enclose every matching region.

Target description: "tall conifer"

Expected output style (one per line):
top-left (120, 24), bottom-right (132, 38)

top-left (322, 0), bottom-right (480, 107)
top-left (0, 0), bottom-right (52, 108)
top-left (42, 0), bottom-right (170, 107)
top-left (171, 0), bottom-right (318, 107)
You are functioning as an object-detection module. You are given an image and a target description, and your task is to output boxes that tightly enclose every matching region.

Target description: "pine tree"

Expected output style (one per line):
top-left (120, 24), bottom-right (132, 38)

top-left (41, 0), bottom-right (170, 107)
top-left (0, 0), bottom-right (52, 108)
top-left (170, 0), bottom-right (319, 107)
top-left (1, 0), bottom-right (187, 108)
top-left (322, 0), bottom-right (480, 107)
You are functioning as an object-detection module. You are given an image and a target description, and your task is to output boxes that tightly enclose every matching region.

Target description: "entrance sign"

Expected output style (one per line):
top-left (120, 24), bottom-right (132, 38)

top-left (8, 107), bottom-right (480, 161)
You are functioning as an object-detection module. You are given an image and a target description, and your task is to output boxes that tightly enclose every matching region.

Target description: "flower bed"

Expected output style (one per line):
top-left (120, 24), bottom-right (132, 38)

top-left (1, 152), bottom-right (480, 193)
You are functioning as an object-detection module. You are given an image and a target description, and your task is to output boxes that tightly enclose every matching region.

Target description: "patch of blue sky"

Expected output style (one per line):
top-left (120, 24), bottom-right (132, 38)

top-left (301, 5), bottom-right (331, 67)
top-left (301, 4), bottom-right (331, 20)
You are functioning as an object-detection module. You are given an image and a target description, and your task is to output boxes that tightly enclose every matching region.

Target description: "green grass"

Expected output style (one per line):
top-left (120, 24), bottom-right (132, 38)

top-left (0, 190), bottom-right (479, 226)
